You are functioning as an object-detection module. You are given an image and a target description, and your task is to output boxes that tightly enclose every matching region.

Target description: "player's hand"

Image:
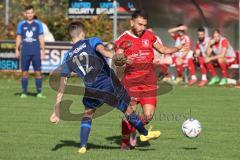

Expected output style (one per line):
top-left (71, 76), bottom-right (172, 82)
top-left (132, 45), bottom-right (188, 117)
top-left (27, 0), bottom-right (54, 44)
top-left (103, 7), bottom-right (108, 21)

top-left (153, 56), bottom-right (173, 65)
top-left (15, 50), bottom-right (20, 58)
top-left (177, 43), bottom-right (189, 53)
top-left (204, 56), bottom-right (211, 63)
top-left (50, 106), bottom-right (60, 124)
top-left (112, 53), bottom-right (126, 66)
top-left (210, 39), bottom-right (215, 45)
top-left (50, 111), bottom-right (60, 124)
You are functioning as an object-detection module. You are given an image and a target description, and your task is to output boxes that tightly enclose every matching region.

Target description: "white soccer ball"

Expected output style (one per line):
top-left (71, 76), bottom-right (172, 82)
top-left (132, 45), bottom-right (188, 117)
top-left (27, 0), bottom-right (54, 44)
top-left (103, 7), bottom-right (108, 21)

top-left (182, 118), bottom-right (202, 138)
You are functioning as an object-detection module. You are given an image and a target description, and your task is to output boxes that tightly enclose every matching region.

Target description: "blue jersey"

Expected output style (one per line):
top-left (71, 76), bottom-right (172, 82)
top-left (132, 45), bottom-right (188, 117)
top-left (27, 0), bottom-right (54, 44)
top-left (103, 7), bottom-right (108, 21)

top-left (61, 37), bottom-right (130, 111)
top-left (17, 20), bottom-right (43, 55)
top-left (61, 37), bottom-right (110, 85)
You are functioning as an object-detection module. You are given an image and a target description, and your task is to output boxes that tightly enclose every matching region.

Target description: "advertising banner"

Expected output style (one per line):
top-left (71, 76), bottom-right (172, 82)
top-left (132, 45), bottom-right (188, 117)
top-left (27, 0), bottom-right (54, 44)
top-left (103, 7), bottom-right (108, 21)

top-left (68, 0), bottom-right (139, 19)
top-left (0, 41), bottom-right (72, 73)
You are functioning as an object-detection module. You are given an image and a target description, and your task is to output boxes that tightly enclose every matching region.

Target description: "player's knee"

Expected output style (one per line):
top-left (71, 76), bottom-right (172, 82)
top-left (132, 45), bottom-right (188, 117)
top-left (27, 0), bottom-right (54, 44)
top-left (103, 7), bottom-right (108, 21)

top-left (35, 71), bottom-right (42, 78)
top-left (218, 58), bottom-right (225, 63)
top-left (22, 72), bottom-right (28, 78)
top-left (83, 109), bottom-right (95, 118)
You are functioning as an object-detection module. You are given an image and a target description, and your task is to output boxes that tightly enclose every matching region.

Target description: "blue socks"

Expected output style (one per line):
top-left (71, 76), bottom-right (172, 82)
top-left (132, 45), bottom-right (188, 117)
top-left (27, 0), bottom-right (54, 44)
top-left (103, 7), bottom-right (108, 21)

top-left (126, 113), bottom-right (148, 136)
top-left (21, 78), bottom-right (42, 94)
top-left (80, 117), bottom-right (92, 147)
top-left (35, 78), bottom-right (42, 93)
top-left (22, 78), bottom-right (28, 94)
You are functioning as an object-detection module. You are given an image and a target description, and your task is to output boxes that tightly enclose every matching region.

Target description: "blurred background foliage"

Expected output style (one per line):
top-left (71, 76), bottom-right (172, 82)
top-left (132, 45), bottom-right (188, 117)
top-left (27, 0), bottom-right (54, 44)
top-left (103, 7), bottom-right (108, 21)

top-left (0, 0), bottom-right (127, 42)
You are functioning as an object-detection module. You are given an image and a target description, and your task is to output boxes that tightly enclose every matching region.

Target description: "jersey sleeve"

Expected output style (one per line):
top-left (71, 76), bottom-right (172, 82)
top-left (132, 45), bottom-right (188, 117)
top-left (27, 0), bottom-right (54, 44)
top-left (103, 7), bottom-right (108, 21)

top-left (221, 39), bottom-right (228, 48)
top-left (36, 20), bottom-right (44, 35)
top-left (147, 31), bottom-right (157, 44)
top-left (60, 52), bottom-right (71, 77)
top-left (89, 37), bottom-right (103, 51)
top-left (17, 21), bottom-right (24, 35)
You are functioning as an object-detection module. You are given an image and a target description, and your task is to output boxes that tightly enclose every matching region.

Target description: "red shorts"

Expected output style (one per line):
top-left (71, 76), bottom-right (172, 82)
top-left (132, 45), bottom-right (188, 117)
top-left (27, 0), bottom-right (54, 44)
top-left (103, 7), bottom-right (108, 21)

top-left (128, 85), bottom-right (158, 107)
top-left (131, 96), bottom-right (157, 107)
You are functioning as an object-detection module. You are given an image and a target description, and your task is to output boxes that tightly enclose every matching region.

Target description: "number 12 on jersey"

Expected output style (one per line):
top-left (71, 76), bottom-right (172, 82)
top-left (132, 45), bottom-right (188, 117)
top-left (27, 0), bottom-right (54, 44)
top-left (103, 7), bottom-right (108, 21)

top-left (72, 52), bottom-right (94, 76)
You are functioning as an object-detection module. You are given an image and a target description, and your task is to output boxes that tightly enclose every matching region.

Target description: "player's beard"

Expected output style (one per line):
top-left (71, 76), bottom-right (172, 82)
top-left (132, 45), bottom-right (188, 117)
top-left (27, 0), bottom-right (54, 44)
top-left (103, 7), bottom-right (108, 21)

top-left (198, 38), bottom-right (204, 43)
top-left (132, 28), bottom-right (144, 37)
top-left (27, 16), bottom-right (34, 22)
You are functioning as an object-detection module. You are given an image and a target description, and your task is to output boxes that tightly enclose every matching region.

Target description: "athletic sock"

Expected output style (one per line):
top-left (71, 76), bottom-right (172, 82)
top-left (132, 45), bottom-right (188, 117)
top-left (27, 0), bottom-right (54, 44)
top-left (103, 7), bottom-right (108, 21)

top-left (121, 120), bottom-right (132, 145)
top-left (176, 64), bottom-right (183, 77)
top-left (22, 78), bottom-right (28, 94)
top-left (35, 78), bottom-right (42, 93)
top-left (202, 74), bottom-right (207, 81)
top-left (188, 58), bottom-right (196, 77)
top-left (198, 57), bottom-right (207, 75)
top-left (126, 113), bottom-right (148, 136)
top-left (219, 62), bottom-right (227, 78)
top-left (80, 117), bottom-right (92, 147)
top-left (191, 75), bottom-right (197, 80)
top-left (206, 63), bottom-right (217, 77)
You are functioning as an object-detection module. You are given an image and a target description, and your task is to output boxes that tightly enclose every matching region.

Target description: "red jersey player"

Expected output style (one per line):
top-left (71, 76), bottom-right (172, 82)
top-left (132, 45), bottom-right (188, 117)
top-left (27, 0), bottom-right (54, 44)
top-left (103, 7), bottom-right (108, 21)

top-left (205, 29), bottom-right (237, 85)
top-left (168, 24), bottom-right (197, 85)
top-left (114, 10), bottom-right (187, 150)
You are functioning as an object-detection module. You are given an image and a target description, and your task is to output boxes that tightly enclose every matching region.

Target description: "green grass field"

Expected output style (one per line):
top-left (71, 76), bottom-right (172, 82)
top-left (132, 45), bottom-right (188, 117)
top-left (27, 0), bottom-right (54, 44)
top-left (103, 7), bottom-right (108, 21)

top-left (0, 77), bottom-right (240, 160)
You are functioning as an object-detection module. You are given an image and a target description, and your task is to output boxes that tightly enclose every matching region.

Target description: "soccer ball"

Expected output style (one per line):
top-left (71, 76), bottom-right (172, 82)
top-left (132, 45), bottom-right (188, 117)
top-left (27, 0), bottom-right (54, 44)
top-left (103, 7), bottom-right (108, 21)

top-left (182, 118), bottom-right (202, 138)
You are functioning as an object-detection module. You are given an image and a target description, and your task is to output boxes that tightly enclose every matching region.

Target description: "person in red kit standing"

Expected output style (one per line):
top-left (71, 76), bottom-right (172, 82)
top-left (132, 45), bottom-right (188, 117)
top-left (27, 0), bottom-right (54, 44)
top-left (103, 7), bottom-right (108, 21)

top-left (205, 29), bottom-right (237, 85)
top-left (168, 24), bottom-right (197, 85)
top-left (114, 10), bottom-right (187, 150)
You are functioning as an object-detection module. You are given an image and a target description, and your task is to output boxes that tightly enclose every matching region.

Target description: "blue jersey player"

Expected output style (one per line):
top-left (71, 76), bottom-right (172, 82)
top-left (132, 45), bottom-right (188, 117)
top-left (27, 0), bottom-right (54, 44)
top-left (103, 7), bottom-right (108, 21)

top-left (50, 21), bottom-right (160, 154)
top-left (15, 5), bottom-right (46, 98)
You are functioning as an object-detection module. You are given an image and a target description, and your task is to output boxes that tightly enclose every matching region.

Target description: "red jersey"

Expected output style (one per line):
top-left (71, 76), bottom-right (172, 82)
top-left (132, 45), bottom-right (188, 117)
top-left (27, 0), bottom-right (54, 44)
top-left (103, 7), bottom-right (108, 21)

top-left (115, 30), bottom-right (158, 98)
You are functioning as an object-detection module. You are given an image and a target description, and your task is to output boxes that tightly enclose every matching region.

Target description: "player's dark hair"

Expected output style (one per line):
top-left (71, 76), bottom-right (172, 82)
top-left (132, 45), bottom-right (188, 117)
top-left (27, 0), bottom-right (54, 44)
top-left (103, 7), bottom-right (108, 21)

top-left (25, 5), bottom-right (34, 11)
top-left (177, 24), bottom-right (184, 27)
top-left (197, 27), bottom-right (205, 32)
top-left (68, 21), bottom-right (85, 38)
top-left (176, 24), bottom-right (185, 33)
top-left (213, 28), bottom-right (221, 34)
top-left (132, 10), bottom-right (148, 20)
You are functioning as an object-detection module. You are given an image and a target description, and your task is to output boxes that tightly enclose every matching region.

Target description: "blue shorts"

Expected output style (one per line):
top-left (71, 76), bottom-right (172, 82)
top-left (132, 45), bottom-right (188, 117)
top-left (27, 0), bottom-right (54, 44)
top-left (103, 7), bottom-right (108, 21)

top-left (82, 75), bottom-right (130, 112)
top-left (21, 55), bottom-right (41, 71)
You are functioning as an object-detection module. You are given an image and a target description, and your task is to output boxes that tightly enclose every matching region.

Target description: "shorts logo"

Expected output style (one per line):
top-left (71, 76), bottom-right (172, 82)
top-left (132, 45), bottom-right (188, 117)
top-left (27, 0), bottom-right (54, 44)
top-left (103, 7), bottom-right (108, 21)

top-left (142, 39), bottom-right (149, 47)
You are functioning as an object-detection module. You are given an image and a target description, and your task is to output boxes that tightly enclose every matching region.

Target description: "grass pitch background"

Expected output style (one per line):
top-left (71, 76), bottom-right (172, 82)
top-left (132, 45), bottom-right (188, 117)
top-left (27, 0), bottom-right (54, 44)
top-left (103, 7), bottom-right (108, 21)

top-left (0, 77), bottom-right (239, 160)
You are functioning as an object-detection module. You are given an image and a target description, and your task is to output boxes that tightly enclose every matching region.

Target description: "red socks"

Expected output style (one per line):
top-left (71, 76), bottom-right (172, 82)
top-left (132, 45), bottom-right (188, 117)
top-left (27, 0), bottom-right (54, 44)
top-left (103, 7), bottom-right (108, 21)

top-left (198, 57), bottom-right (207, 75)
top-left (188, 58), bottom-right (196, 76)
top-left (219, 62), bottom-right (227, 78)
top-left (206, 62), bottom-right (217, 77)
